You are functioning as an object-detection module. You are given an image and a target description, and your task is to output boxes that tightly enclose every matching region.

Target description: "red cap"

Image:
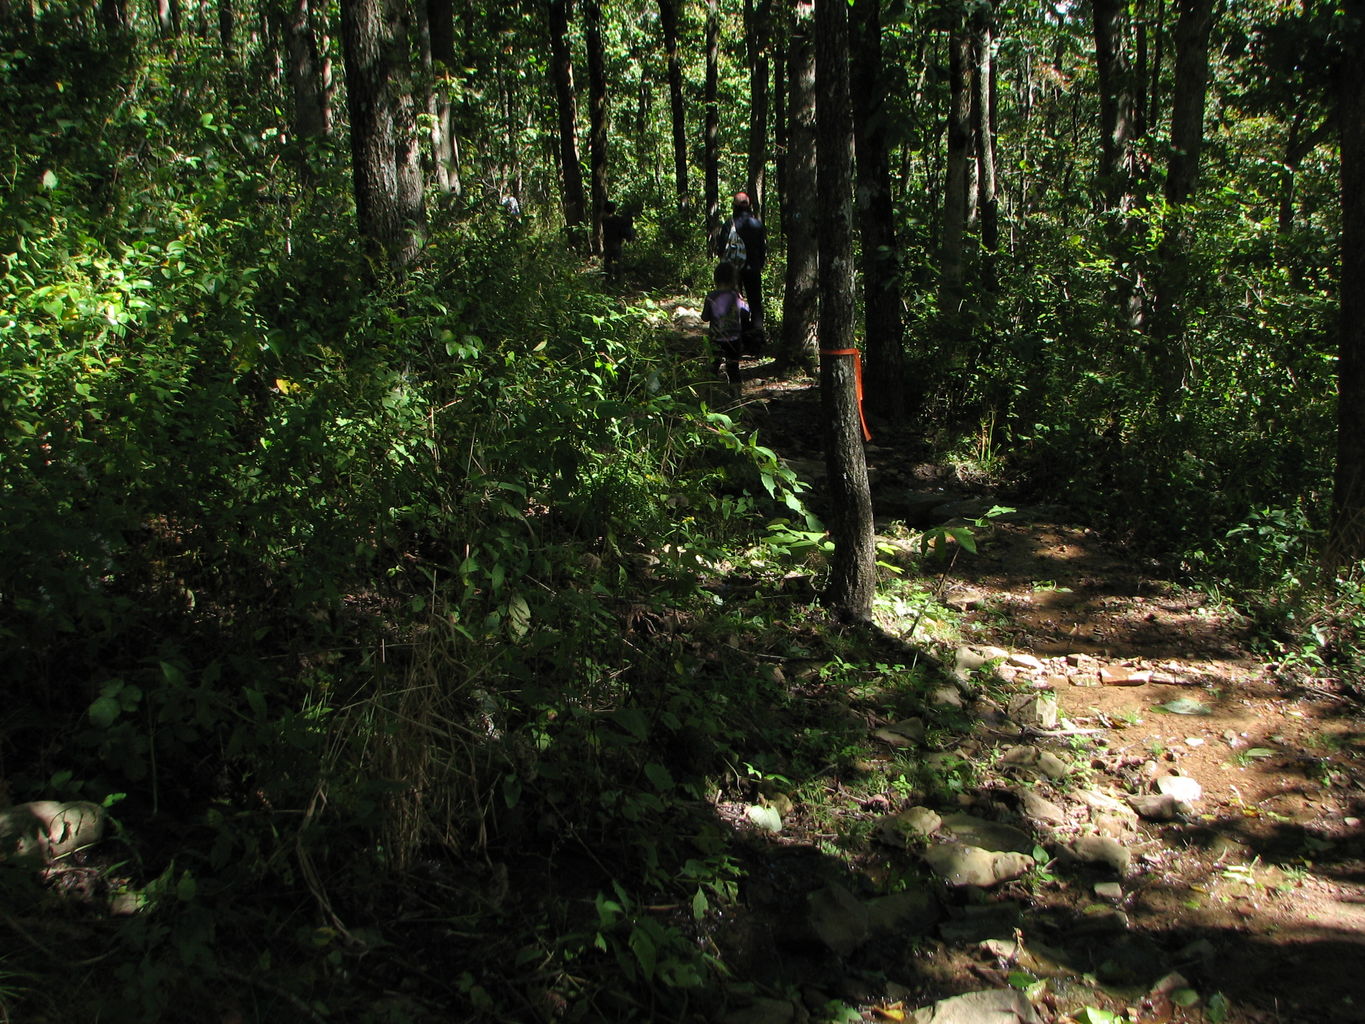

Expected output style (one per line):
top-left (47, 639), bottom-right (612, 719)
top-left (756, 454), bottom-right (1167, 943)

top-left (734, 191), bottom-right (750, 205)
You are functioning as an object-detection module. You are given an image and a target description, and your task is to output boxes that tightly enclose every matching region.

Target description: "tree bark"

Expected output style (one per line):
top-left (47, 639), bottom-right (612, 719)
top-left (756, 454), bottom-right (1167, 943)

top-left (850, 0), bottom-right (905, 420)
top-left (816, 0), bottom-right (875, 621)
top-left (548, 0), bottom-right (587, 232)
top-left (705, 0), bottom-right (720, 240)
top-left (584, 0), bottom-right (608, 253)
top-left (1333, 0), bottom-right (1365, 563)
top-left (744, 0), bottom-right (771, 214)
top-left (938, 21), bottom-right (971, 311)
top-left (973, 2), bottom-right (999, 259)
top-left (421, 0), bottom-right (462, 197)
top-left (340, 0), bottom-right (427, 273)
top-left (280, 0), bottom-right (330, 142)
top-left (658, 0), bottom-right (689, 211)
top-left (780, 1), bottom-right (817, 372)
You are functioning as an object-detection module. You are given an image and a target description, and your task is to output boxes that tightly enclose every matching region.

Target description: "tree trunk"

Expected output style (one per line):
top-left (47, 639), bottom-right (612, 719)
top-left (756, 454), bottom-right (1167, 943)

top-left (744, 0), bottom-right (771, 214)
top-left (280, 0), bottom-right (329, 141)
top-left (548, 0), bottom-right (587, 232)
top-left (815, 0), bottom-right (876, 622)
top-left (340, 0), bottom-right (427, 273)
top-left (1147, 0), bottom-right (1213, 402)
top-left (705, 0), bottom-right (720, 240)
top-left (850, 0), bottom-right (905, 420)
top-left (422, 0), bottom-right (462, 197)
top-left (218, 0), bottom-right (234, 54)
top-left (1333, 0), bottom-right (1365, 563)
top-left (938, 22), bottom-right (971, 311)
top-left (773, 44), bottom-right (787, 236)
top-left (584, 0), bottom-right (607, 253)
top-left (658, 0), bottom-right (689, 211)
top-left (973, 2), bottom-right (999, 258)
top-left (1092, 0), bottom-right (1144, 329)
top-left (780, 2), bottom-right (817, 372)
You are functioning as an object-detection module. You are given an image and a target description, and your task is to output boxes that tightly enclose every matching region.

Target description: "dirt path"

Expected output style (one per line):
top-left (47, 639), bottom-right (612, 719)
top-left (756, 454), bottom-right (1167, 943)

top-left (715, 342), bottom-right (1365, 1024)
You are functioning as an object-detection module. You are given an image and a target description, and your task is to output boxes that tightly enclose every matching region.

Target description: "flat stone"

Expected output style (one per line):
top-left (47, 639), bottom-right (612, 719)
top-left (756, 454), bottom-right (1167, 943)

top-left (1155, 775), bottom-right (1202, 803)
top-left (1100, 666), bottom-right (1152, 686)
top-left (1008, 653), bottom-right (1046, 671)
top-left (1128, 794), bottom-right (1191, 821)
top-left (1000, 746), bottom-right (1069, 780)
top-left (807, 883), bottom-right (869, 957)
top-left (907, 988), bottom-right (1043, 1024)
top-left (924, 843), bottom-right (1034, 887)
top-left (1020, 790), bottom-right (1067, 824)
top-left (0, 801), bottom-right (105, 864)
top-left (1094, 881), bottom-right (1124, 902)
top-left (1008, 692), bottom-right (1059, 729)
top-left (1066, 835), bottom-right (1132, 875)
top-left (938, 812), bottom-right (1035, 854)
top-left (866, 889), bottom-right (942, 936)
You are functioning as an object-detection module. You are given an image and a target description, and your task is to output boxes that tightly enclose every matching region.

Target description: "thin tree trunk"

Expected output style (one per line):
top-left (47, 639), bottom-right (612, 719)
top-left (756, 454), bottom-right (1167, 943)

top-left (548, 0), bottom-right (587, 231)
top-left (773, 45), bottom-right (787, 236)
top-left (939, 22), bottom-right (971, 311)
top-left (744, 0), bottom-right (771, 213)
top-left (780, 2), bottom-right (817, 372)
top-left (973, 2), bottom-right (998, 259)
top-left (1092, 0), bottom-right (1144, 329)
top-left (1334, 0), bottom-right (1365, 563)
top-left (705, 0), bottom-right (720, 240)
top-left (218, 0), bottom-right (234, 54)
top-left (816, 0), bottom-right (876, 622)
top-left (423, 0), bottom-right (462, 197)
top-left (340, 0), bottom-right (427, 273)
top-left (658, 0), bottom-right (689, 211)
top-left (850, 0), bottom-right (906, 420)
top-left (584, 0), bottom-right (607, 253)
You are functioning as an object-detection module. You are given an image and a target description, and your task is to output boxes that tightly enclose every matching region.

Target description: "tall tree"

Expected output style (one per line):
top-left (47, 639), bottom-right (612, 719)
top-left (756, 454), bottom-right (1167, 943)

top-left (939, 19), bottom-right (972, 310)
top-left (780, 0), bottom-right (817, 371)
top-left (816, 0), bottom-right (875, 621)
top-left (744, 0), bottom-right (771, 213)
top-left (584, 0), bottom-right (607, 253)
top-left (1334, 0), bottom-right (1365, 563)
top-left (972, 1), bottom-right (999, 260)
top-left (548, 0), bottom-right (587, 233)
top-left (657, 0), bottom-right (689, 211)
top-left (1148, 0), bottom-right (1214, 399)
top-left (279, 0), bottom-right (330, 143)
top-left (704, 0), bottom-right (720, 240)
top-left (420, 0), bottom-right (462, 197)
top-left (850, 0), bottom-right (905, 420)
top-left (340, 0), bottom-right (427, 272)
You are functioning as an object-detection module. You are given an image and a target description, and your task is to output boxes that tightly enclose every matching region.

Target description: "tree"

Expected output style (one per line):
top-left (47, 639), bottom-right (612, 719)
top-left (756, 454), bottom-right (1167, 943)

top-left (705, 0), bottom-right (720, 240)
top-left (1334, 0), bottom-right (1365, 563)
top-left (780, 0), bottom-right (817, 372)
top-left (340, 0), bottom-right (427, 272)
top-left (657, 0), bottom-right (689, 211)
top-left (939, 17), bottom-right (971, 310)
top-left (278, 0), bottom-right (331, 144)
top-left (548, 0), bottom-right (588, 233)
top-left (420, 0), bottom-right (462, 196)
top-left (744, 0), bottom-right (772, 213)
top-left (972, 0), bottom-right (999, 261)
top-left (816, 0), bottom-right (875, 621)
top-left (584, 0), bottom-right (608, 253)
top-left (850, 0), bottom-right (905, 419)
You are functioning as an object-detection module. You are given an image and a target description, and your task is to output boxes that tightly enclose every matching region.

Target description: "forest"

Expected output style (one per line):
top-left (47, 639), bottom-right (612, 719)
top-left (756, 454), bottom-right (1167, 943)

top-left (1, 0), bottom-right (1364, 1020)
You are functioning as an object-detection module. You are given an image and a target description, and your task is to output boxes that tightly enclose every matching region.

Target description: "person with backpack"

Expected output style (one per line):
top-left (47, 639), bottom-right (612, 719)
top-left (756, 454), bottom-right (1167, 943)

top-left (701, 261), bottom-right (750, 388)
top-left (714, 191), bottom-right (767, 354)
top-left (601, 200), bottom-right (636, 282)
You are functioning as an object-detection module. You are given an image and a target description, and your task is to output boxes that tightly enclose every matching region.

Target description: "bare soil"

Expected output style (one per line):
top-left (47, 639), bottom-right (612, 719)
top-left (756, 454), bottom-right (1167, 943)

top-left (726, 351), bottom-right (1365, 1024)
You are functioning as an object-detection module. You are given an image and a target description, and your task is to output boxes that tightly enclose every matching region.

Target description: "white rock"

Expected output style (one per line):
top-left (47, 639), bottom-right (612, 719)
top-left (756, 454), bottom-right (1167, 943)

top-left (1156, 775), bottom-right (1203, 803)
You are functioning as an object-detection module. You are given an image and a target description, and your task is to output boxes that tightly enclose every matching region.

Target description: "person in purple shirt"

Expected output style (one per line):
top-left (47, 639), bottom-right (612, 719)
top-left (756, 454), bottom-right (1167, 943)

top-left (702, 262), bottom-right (750, 387)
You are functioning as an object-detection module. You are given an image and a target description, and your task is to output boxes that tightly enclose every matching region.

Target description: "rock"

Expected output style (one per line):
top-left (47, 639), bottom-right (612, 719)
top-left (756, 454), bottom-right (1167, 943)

top-left (1094, 881), bottom-right (1124, 902)
top-left (939, 902), bottom-right (1023, 943)
top-left (0, 801), bottom-right (105, 864)
top-left (932, 686), bottom-right (966, 709)
top-left (1000, 746), bottom-right (1069, 781)
top-left (866, 890), bottom-right (941, 937)
top-left (1008, 653), bottom-right (1046, 672)
top-left (1156, 774), bottom-right (1202, 803)
top-left (953, 646), bottom-right (1010, 683)
top-left (907, 988), bottom-right (1043, 1024)
top-left (1020, 790), bottom-right (1067, 824)
top-left (938, 812), bottom-right (1035, 854)
top-left (1076, 789), bottom-right (1139, 825)
top-left (1008, 692), bottom-right (1059, 729)
top-left (924, 843), bottom-right (1034, 888)
top-left (876, 806), bottom-right (942, 845)
top-left (1100, 666), bottom-right (1152, 686)
top-left (875, 717), bottom-right (927, 747)
top-left (1066, 835), bottom-right (1133, 875)
top-left (807, 883), bottom-right (869, 957)
top-left (1128, 793), bottom-right (1191, 821)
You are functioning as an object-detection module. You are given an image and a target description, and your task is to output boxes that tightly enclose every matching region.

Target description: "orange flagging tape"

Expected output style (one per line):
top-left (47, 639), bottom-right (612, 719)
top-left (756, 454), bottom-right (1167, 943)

top-left (818, 348), bottom-right (872, 441)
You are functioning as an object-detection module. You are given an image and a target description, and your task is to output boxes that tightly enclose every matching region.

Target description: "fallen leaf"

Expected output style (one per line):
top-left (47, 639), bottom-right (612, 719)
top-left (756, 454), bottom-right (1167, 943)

top-left (1154, 698), bottom-right (1212, 716)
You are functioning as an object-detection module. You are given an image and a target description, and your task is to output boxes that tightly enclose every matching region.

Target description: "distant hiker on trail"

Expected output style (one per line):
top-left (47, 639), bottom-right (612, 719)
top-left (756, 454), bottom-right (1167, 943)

top-left (602, 201), bottom-right (636, 282)
top-left (701, 261), bottom-right (749, 387)
top-left (714, 191), bottom-right (767, 354)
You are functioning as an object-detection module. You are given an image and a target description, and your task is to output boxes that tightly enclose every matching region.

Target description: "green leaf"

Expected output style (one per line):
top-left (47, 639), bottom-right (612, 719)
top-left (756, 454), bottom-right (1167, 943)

top-left (643, 762), bottom-right (674, 792)
top-left (1172, 988), bottom-right (1200, 1008)
top-left (41, 169), bottom-right (58, 190)
top-left (176, 871), bottom-right (197, 902)
top-left (1207, 992), bottom-right (1231, 1023)
top-left (88, 695), bottom-right (121, 729)
top-left (506, 594), bottom-right (531, 640)
top-left (691, 888), bottom-right (708, 920)
top-left (1244, 747), bottom-right (1275, 759)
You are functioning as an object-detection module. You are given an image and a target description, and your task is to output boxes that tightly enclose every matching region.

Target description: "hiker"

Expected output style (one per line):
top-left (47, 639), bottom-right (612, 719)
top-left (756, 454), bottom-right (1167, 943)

top-left (701, 261), bottom-right (750, 387)
top-left (602, 201), bottom-right (636, 281)
top-left (714, 191), bottom-right (767, 353)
